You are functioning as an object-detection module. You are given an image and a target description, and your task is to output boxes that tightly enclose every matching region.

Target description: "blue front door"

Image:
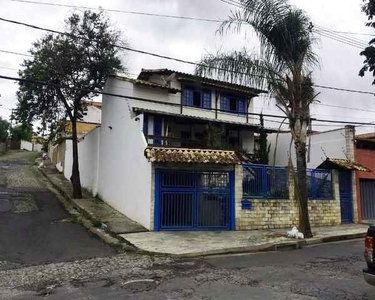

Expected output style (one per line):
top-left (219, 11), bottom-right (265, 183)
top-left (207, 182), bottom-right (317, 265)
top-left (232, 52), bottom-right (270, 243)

top-left (339, 170), bottom-right (353, 223)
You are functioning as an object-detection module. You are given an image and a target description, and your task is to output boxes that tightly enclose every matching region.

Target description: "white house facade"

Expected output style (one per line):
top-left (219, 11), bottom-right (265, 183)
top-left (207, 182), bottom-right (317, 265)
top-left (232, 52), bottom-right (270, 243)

top-left (96, 68), bottom-right (275, 230)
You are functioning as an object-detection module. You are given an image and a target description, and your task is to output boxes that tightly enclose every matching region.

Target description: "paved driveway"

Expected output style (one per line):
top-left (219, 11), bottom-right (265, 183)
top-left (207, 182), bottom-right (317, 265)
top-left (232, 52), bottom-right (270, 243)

top-left (0, 151), bottom-right (114, 270)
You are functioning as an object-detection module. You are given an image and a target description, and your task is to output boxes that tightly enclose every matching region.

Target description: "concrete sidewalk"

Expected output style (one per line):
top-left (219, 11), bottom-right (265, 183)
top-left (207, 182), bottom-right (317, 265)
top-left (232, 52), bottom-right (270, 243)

top-left (40, 165), bottom-right (147, 235)
top-left (120, 224), bottom-right (369, 257)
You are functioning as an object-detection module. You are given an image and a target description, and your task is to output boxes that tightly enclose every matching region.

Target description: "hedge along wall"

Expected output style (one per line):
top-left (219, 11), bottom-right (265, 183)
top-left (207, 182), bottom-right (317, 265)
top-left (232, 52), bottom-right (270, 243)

top-left (234, 165), bottom-right (341, 230)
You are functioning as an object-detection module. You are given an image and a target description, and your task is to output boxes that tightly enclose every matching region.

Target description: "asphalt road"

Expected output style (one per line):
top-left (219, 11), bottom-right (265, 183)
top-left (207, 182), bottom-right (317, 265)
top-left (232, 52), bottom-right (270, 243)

top-left (4, 239), bottom-right (374, 300)
top-left (0, 152), bottom-right (115, 270)
top-left (1, 151), bottom-right (375, 300)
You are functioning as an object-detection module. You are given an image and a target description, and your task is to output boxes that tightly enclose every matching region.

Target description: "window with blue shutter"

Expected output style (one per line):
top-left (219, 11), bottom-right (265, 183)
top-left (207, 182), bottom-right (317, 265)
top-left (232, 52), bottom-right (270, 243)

top-left (182, 88), bottom-right (193, 106)
top-left (202, 90), bottom-right (211, 109)
top-left (221, 95), bottom-right (230, 111)
top-left (182, 86), bottom-right (212, 109)
top-left (220, 93), bottom-right (247, 114)
top-left (238, 99), bottom-right (246, 114)
top-left (153, 116), bottom-right (162, 146)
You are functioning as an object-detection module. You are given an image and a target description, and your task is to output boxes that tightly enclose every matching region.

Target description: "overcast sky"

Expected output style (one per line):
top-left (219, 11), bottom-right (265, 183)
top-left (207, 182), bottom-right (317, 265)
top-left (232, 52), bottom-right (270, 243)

top-left (1, 0), bottom-right (375, 133)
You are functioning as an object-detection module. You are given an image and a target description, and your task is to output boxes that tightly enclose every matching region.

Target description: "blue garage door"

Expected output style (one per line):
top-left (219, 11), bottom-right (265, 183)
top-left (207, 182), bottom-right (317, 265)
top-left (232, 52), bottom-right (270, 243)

top-left (155, 170), bottom-right (234, 231)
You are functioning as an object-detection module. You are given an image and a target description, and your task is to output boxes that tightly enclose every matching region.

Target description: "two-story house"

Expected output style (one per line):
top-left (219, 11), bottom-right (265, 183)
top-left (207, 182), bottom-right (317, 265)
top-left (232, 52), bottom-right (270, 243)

top-left (98, 68), bottom-right (276, 231)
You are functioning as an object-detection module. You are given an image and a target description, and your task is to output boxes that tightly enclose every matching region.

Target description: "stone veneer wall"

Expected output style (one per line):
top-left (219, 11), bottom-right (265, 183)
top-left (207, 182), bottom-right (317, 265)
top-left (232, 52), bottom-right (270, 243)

top-left (235, 165), bottom-right (341, 230)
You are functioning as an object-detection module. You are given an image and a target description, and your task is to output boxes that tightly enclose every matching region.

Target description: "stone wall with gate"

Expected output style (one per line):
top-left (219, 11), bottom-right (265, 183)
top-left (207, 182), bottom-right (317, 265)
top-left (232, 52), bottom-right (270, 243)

top-left (235, 165), bottom-right (341, 230)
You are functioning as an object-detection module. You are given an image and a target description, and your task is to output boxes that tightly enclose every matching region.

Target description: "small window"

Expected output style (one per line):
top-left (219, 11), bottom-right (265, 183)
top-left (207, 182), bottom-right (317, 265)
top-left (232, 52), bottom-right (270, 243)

top-left (182, 86), bottom-right (211, 109)
top-left (220, 93), bottom-right (246, 114)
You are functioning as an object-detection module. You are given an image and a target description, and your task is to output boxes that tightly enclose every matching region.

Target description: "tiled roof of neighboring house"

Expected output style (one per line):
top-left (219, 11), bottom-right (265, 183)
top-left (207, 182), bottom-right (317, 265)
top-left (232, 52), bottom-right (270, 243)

top-left (137, 68), bottom-right (266, 96)
top-left (113, 75), bottom-right (181, 93)
top-left (356, 132), bottom-right (375, 141)
top-left (145, 147), bottom-right (244, 164)
top-left (318, 158), bottom-right (371, 172)
top-left (133, 107), bottom-right (279, 133)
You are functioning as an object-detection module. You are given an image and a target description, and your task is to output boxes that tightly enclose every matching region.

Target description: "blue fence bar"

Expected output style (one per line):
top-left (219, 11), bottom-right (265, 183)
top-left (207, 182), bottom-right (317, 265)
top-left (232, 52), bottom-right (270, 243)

top-left (243, 164), bottom-right (333, 200)
top-left (243, 164), bottom-right (289, 199)
top-left (307, 169), bottom-right (333, 200)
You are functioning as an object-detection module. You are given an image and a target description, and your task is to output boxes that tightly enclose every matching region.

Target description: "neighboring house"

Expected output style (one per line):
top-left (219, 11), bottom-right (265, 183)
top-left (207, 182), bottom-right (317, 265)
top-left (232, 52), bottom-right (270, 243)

top-left (48, 101), bottom-right (102, 172)
top-left (64, 101), bottom-right (102, 137)
top-left (268, 126), bottom-right (371, 225)
top-left (354, 133), bottom-right (375, 222)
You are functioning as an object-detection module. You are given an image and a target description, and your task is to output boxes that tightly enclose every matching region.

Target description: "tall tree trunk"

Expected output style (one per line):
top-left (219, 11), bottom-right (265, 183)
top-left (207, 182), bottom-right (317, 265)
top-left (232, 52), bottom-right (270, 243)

top-left (70, 119), bottom-right (82, 198)
top-left (294, 138), bottom-right (313, 238)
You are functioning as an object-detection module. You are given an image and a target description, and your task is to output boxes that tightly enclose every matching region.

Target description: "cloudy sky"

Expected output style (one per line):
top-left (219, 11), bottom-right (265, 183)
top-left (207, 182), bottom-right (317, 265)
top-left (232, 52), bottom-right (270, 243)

top-left (0, 0), bottom-right (375, 133)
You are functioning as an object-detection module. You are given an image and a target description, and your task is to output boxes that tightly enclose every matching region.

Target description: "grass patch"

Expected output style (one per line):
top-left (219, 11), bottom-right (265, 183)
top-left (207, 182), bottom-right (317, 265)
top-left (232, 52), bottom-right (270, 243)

top-left (29, 152), bottom-right (41, 162)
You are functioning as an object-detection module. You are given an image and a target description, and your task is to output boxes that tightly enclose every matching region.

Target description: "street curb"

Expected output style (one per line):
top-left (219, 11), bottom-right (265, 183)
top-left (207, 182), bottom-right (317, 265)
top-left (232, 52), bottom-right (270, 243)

top-left (165, 233), bottom-right (366, 258)
top-left (39, 168), bottom-right (137, 253)
top-left (38, 168), bottom-right (367, 258)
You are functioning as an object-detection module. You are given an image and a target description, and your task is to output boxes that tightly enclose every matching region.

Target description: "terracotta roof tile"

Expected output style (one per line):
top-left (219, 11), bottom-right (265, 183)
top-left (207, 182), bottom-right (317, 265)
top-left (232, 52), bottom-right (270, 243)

top-left (138, 68), bottom-right (266, 96)
top-left (113, 76), bottom-right (181, 93)
top-left (319, 158), bottom-right (371, 172)
top-left (356, 132), bottom-right (375, 141)
top-left (145, 147), bottom-right (242, 165)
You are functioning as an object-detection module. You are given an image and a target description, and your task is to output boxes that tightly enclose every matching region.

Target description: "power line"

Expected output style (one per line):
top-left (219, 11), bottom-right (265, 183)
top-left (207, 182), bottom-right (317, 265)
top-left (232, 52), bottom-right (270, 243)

top-left (222, 0), bottom-right (371, 49)
top-left (9, 0), bottom-right (222, 23)
top-left (313, 102), bottom-right (375, 113)
top-left (11, 0), bottom-right (375, 41)
top-left (0, 49), bottom-right (32, 57)
top-left (314, 84), bottom-right (375, 95)
top-left (0, 16), bottom-right (269, 86)
top-left (2, 17), bottom-right (375, 97)
top-left (315, 24), bottom-right (369, 45)
top-left (313, 30), bottom-right (366, 50)
top-left (1, 73), bottom-right (375, 126)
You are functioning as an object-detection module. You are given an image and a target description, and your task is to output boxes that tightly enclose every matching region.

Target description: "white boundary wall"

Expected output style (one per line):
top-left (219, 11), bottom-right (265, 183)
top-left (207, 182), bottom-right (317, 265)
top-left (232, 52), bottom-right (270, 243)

top-left (20, 140), bottom-right (33, 151)
top-left (64, 127), bottom-right (100, 194)
top-left (97, 82), bottom-right (152, 229)
top-left (21, 140), bottom-right (44, 152)
top-left (268, 128), bottom-right (350, 168)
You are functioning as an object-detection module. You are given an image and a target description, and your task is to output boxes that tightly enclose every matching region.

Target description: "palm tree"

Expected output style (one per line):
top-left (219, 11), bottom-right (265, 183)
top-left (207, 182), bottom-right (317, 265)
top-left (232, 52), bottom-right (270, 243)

top-left (196, 0), bottom-right (319, 237)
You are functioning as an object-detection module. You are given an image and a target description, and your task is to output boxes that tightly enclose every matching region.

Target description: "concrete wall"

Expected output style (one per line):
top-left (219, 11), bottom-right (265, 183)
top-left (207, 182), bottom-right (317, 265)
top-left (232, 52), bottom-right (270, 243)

top-left (21, 140), bottom-right (44, 152)
top-left (268, 127), bottom-right (353, 168)
top-left (33, 143), bottom-right (43, 152)
top-left (234, 165), bottom-right (341, 230)
top-left (64, 128), bottom-right (100, 194)
top-left (20, 140), bottom-right (33, 151)
top-left (82, 105), bottom-right (101, 124)
top-left (98, 86), bottom-right (152, 229)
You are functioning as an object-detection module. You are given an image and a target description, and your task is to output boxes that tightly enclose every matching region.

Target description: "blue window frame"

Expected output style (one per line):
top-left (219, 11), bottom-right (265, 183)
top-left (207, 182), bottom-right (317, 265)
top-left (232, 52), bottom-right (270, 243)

top-left (153, 116), bottom-right (162, 146)
top-left (182, 86), bottom-right (211, 109)
top-left (220, 93), bottom-right (247, 114)
top-left (143, 114), bottom-right (148, 137)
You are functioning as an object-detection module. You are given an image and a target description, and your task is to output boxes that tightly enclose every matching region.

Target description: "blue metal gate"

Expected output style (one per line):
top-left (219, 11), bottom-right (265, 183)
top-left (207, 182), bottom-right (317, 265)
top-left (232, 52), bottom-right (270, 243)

top-left (339, 170), bottom-right (353, 223)
top-left (154, 170), bottom-right (234, 231)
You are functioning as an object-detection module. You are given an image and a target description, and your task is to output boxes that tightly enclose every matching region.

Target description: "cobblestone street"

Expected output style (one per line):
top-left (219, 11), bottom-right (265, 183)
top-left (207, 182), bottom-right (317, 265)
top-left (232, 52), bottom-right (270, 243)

top-left (1, 151), bottom-right (375, 299)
